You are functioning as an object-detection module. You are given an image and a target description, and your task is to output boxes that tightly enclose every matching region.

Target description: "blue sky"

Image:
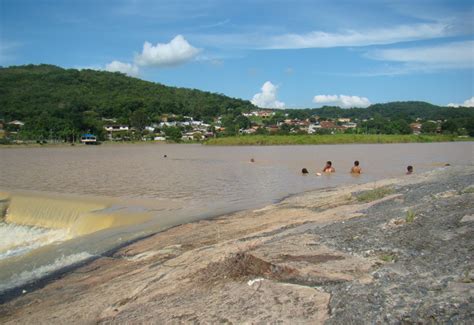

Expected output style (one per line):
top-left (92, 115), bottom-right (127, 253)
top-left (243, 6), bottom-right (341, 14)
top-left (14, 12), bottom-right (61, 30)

top-left (1, 0), bottom-right (473, 108)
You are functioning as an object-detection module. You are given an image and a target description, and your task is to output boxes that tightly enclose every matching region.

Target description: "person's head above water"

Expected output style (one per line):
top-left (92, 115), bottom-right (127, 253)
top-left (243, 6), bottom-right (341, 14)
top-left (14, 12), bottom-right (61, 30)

top-left (407, 165), bottom-right (413, 174)
top-left (301, 168), bottom-right (309, 174)
top-left (354, 160), bottom-right (359, 166)
top-left (323, 161), bottom-right (335, 173)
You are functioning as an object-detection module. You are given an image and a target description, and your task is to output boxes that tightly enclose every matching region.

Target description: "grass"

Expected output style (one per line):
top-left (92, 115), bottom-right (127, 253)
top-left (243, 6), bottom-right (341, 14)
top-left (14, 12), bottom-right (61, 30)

top-left (380, 254), bottom-right (397, 263)
top-left (356, 187), bottom-right (395, 203)
top-left (405, 210), bottom-right (416, 223)
top-left (460, 269), bottom-right (473, 283)
top-left (460, 186), bottom-right (474, 194)
top-left (204, 134), bottom-right (473, 146)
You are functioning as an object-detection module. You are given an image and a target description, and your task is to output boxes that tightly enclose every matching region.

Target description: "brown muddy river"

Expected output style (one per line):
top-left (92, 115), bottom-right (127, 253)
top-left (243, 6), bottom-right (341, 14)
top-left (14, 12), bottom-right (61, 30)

top-left (0, 142), bottom-right (473, 293)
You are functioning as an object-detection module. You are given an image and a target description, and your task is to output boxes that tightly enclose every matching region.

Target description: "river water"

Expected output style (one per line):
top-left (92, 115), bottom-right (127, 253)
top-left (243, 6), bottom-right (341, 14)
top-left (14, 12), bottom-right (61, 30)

top-left (0, 142), bottom-right (473, 294)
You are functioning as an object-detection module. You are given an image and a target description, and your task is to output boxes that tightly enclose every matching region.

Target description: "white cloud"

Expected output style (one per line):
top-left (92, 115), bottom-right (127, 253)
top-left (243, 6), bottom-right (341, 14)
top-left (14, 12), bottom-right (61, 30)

top-left (447, 97), bottom-right (474, 108)
top-left (194, 22), bottom-right (451, 50)
top-left (251, 81), bottom-right (285, 108)
top-left (313, 94), bottom-right (371, 108)
top-left (366, 40), bottom-right (474, 69)
top-left (134, 35), bottom-right (200, 67)
top-left (105, 60), bottom-right (139, 77)
top-left (265, 23), bottom-right (449, 49)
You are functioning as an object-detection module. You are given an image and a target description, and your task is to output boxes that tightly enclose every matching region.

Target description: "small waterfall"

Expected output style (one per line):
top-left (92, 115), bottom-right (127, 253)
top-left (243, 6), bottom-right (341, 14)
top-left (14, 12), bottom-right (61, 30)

top-left (5, 194), bottom-right (108, 235)
top-left (3, 193), bottom-right (151, 237)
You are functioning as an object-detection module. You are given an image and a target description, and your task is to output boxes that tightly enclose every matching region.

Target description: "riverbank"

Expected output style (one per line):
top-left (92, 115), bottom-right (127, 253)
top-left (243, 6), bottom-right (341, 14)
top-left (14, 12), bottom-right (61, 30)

top-left (2, 134), bottom-right (472, 148)
top-left (1, 166), bottom-right (473, 323)
top-left (205, 134), bottom-right (472, 146)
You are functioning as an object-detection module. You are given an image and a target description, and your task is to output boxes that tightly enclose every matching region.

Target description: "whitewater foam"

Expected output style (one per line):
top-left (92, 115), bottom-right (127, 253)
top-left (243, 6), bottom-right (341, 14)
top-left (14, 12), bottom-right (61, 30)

top-left (0, 252), bottom-right (94, 293)
top-left (0, 222), bottom-right (69, 260)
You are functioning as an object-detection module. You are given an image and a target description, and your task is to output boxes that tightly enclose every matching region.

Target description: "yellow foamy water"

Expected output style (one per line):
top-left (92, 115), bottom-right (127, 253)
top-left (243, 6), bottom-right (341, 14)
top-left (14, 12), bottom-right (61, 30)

top-left (6, 195), bottom-right (107, 235)
top-left (3, 193), bottom-right (151, 237)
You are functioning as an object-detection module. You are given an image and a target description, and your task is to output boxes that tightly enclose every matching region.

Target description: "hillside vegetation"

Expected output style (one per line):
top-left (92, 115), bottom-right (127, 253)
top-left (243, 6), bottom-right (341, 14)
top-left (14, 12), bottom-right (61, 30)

top-left (0, 64), bottom-right (255, 139)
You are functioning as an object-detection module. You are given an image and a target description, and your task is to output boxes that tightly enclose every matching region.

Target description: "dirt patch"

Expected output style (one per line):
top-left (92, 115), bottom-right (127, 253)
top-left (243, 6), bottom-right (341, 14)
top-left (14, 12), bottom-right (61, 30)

top-left (196, 252), bottom-right (297, 284)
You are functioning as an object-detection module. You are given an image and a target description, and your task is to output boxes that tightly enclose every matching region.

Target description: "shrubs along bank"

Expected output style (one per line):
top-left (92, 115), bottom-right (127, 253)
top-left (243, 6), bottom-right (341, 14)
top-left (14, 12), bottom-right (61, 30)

top-left (204, 134), bottom-right (472, 146)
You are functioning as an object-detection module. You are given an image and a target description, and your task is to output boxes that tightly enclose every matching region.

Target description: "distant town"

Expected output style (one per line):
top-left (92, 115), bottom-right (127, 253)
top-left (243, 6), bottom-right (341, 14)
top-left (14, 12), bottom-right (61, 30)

top-left (0, 108), bottom-right (464, 145)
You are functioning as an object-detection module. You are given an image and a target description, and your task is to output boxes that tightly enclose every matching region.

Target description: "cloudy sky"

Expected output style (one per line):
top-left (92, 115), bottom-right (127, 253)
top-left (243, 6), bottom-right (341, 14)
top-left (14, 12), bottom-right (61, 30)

top-left (1, 0), bottom-right (473, 108)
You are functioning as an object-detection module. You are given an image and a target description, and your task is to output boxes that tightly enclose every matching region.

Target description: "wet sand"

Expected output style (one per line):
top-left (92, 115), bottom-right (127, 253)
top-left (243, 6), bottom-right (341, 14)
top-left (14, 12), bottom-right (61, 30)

top-left (1, 166), bottom-right (472, 323)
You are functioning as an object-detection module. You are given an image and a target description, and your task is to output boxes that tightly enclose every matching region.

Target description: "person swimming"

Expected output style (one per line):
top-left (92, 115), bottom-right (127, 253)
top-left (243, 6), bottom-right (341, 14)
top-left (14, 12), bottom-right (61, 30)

top-left (323, 161), bottom-right (335, 173)
top-left (351, 160), bottom-right (361, 174)
top-left (406, 165), bottom-right (413, 174)
top-left (302, 168), bottom-right (309, 175)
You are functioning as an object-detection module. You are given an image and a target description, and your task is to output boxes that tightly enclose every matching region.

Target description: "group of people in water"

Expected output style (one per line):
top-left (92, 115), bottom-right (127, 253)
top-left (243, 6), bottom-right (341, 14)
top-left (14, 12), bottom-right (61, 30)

top-left (301, 161), bottom-right (414, 175)
top-left (248, 157), bottom-right (415, 175)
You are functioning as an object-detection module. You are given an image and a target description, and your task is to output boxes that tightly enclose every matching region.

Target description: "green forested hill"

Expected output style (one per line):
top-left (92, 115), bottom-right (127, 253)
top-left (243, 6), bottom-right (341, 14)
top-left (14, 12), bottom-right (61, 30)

top-left (285, 102), bottom-right (474, 121)
top-left (0, 64), bottom-right (255, 138)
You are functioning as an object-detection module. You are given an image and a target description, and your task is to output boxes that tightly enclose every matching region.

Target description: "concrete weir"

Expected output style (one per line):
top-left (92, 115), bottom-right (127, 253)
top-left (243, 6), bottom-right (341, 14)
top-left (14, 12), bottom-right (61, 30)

top-left (1, 192), bottom-right (151, 237)
top-left (0, 166), bottom-right (473, 324)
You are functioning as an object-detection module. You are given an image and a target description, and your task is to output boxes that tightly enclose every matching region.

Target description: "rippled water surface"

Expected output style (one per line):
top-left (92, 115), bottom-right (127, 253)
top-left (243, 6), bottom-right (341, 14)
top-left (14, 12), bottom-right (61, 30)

top-left (2, 142), bottom-right (473, 209)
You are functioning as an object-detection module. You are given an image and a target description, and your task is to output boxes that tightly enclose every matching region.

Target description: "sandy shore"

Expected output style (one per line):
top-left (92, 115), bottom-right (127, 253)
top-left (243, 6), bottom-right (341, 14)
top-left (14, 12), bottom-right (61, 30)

top-left (1, 166), bottom-right (473, 324)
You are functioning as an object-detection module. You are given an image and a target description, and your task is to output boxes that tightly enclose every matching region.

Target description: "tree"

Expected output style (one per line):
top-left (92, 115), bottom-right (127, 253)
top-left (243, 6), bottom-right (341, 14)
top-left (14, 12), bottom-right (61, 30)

top-left (389, 119), bottom-right (411, 134)
top-left (234, 115), bottom-right (251, 130)
top-left (130, 109), bottom-right (149, 134)
top-left (441, 120), bottom-right (459, 134)
top-left (421, 121), bottom-right (438, 134)
top-left (278, 123), bottom-right (291, 135)
top-left (163, 126), bottom-right (182, 142)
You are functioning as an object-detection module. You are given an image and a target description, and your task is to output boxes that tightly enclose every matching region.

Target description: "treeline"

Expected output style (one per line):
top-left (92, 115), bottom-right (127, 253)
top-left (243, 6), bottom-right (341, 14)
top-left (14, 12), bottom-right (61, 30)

top-left (0, 64), bottom-right (255, 139)
top-left (282, 102), bottom-right (474, 122)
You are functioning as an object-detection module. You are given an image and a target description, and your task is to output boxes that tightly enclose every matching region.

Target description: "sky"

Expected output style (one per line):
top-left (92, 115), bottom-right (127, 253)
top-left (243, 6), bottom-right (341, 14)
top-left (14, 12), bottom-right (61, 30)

top-left (1, 0), bottom-right (473, 108)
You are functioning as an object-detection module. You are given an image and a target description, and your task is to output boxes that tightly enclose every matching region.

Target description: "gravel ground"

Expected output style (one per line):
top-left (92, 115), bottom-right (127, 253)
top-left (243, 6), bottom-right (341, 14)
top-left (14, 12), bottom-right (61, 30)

top-left (310, 167), bottom-right (474, 324)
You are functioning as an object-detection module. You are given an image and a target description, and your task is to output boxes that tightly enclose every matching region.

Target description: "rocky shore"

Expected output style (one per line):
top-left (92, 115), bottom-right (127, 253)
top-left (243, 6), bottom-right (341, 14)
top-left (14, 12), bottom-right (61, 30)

top-left (1, 166), bottom-right (473, 324)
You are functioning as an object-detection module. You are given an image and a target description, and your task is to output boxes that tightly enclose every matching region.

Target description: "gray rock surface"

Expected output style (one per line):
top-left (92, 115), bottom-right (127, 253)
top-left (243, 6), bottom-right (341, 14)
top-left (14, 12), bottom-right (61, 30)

top-left (315, 169), bottom-right (474, 324)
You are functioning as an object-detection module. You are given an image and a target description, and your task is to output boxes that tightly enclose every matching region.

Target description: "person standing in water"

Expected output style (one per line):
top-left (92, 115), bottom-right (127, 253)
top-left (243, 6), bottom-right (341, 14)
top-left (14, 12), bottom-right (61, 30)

top-left (406, 165), bottom-right (414, 174)
top-left (323, 161), bottom-right (335, 173)
top-left (351, 160), bottom-right (361, 174)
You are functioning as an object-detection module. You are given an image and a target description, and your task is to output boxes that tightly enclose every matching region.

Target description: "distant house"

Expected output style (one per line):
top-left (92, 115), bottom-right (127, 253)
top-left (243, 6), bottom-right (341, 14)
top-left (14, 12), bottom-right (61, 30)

top-left (258, 110), bottom-right (274, 119)
top-left (320, 121), bottom-right (337, 129)
top-left (266, 125), bottom-right (279, 133)
top-left (144, 125), bottom-right (157, 132)
top-left (342, 122), bottom-right (357, 129)
top-left (337, 118), bottom-right (351, 123)
top-left (7, 120), bottom-right (25, 127)
top-left (410, 123), bottom-right (422, 135)
top-left (308, 124), bottom-right (322, 134)
top-left (159, 121), bottom-right (177, 128)
top-left (241, 128), bottom-right (256, 134)
top-left (104, 125), bottom-right (130, 140)
top-left (104, 125), bottom-right (129, 132)
top-left (101, 118), bottom-right (117, 123)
